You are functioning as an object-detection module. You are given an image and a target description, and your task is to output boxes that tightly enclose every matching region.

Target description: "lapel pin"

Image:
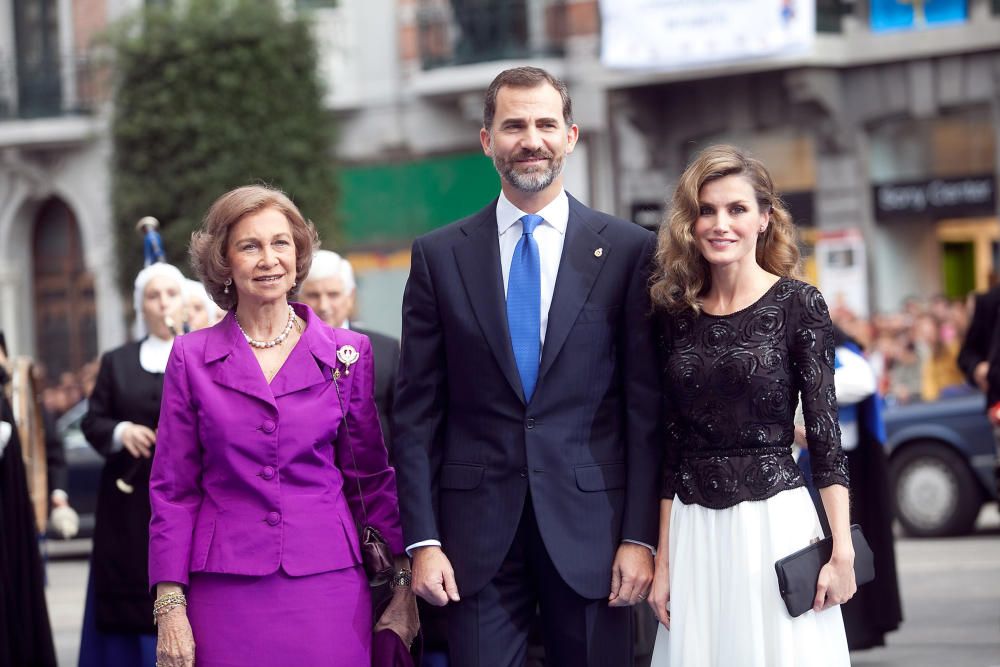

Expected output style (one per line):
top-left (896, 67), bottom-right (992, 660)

top-left (337, 344), bottom-right (360, 375)
top-left (594, 248), bottom-right (604, 258)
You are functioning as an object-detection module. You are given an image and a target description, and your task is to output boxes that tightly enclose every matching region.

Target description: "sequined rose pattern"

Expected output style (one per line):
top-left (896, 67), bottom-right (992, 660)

top-left (654, 277), bottom-right (848, 508)
top-left (709, 349), bottom-right (759, 400)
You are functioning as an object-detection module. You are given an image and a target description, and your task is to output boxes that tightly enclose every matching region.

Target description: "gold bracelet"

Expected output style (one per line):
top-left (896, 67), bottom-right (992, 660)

top-left (154, 591), bottom-right (186, 610)
top-left (153, 592), bottom-right (187, 623)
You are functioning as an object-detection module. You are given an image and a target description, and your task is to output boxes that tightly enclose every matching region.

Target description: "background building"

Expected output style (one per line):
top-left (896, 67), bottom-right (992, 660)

top-left (2, 0), bottom-right (998, 377)
top-left (0, 0), bottom-right (141, 384)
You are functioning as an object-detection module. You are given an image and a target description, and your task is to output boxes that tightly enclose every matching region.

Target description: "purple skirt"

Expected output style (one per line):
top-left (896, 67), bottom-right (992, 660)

top-left (187, 565), bottom-right (371, 667)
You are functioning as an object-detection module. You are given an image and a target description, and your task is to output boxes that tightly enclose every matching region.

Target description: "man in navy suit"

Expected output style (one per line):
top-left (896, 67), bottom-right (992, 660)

top-left (392, 67), bottom-right (661, 666)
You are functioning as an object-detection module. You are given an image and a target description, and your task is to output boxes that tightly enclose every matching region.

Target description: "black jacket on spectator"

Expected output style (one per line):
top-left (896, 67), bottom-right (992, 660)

top-left (958, 285), bottom-right (1000, 395)
top-left (81, 342), bottom-right (161, 634)
top-left (353, 327), bottom-right (399, 453)
top-left (988, 316), bottom-right (1000, 408)
top-left (0, 388), bottom-right (58, 667)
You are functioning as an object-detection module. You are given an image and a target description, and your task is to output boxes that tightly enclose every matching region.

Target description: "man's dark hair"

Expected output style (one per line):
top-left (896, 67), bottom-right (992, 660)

top-left (482, 66), bottom-right (573, 131)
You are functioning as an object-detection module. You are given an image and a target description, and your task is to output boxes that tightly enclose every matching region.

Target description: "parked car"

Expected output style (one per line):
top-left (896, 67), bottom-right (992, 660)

top-left (884, 392), bottom-right (997, 537)
top-left (53, 399), bottom-right (101, 539)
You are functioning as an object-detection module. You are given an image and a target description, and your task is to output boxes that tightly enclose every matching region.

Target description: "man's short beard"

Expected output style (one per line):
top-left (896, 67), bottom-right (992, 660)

top-left (492, 149), bottom-right (565, 194)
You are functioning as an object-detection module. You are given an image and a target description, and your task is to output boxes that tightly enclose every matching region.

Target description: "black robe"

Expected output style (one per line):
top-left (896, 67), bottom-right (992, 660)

top-left (0, 390), bottom-right (58, 666)
top-left (839, 390), bottom-right (904, 650)
top-left (800, 334), bottom-right (904, 651)
top-left (81, 342), bottom-right (163, 634)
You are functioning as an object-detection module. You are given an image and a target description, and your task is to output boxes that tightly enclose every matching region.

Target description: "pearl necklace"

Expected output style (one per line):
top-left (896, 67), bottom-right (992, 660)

top-left (237, 305), bottom-right (296, 349)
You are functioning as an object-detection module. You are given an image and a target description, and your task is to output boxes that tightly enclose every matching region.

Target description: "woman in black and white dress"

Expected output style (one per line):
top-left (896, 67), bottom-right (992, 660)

top-left (647, 145), bottom-right (854, 667)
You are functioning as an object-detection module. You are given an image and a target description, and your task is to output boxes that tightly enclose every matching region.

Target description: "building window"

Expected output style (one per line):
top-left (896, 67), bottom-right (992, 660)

top-left (417, 0), bottom-right (566, 69)
top-left (816, 0), bottom-right (849, 33)
top-left (13, 0), bottom-right (61, 118)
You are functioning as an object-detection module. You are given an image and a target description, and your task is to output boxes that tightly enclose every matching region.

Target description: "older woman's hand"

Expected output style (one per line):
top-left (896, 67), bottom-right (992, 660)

top-left (156, 605), bottom-right (195, 667)
top-left (374, 585), bottom-right (420, 648)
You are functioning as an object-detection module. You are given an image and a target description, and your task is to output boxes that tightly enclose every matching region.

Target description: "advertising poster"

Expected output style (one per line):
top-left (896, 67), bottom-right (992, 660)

top-left (601, 0), bottom-right (815, 69)
top-left (815, 228), bottom-right (869, 320)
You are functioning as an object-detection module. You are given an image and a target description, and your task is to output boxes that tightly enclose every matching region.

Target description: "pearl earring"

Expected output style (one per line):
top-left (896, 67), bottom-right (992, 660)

top-left (224, 278), bottom-right (232, 294)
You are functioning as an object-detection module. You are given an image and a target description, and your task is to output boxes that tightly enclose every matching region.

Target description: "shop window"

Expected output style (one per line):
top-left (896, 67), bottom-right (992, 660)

top-left (870, 108), bottom-right (995, 182)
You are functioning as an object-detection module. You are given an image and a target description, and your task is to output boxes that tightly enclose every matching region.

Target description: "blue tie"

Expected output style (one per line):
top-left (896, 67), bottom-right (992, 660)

top-left (507, 214), bottom-right (543, 402)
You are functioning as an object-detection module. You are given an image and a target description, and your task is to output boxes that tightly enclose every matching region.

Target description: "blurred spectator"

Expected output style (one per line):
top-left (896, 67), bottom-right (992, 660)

top-left (913, 313), bottom-right (965, 401)
top-left (833, 294), bottom-right (973, 406)
top-left (183, 279), bottom-right (222, 332)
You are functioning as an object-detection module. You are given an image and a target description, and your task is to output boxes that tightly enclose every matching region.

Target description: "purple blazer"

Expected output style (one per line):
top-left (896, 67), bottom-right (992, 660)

top-left (148, 303), bottom-right (403, 589)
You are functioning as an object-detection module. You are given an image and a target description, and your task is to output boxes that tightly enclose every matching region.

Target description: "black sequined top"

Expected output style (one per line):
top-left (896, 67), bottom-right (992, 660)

top-left (657, 278), bottom-right (849, 509)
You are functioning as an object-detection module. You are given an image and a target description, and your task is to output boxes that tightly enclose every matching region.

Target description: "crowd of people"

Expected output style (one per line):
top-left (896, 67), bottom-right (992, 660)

top-left (833, 293), bottom-right (976, 406)
top-left (13, 64), bottom-right (1000, 667)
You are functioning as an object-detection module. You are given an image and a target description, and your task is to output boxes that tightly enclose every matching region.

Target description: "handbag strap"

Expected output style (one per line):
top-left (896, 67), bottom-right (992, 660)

top-left (331, 364), bottom-right (371, 528)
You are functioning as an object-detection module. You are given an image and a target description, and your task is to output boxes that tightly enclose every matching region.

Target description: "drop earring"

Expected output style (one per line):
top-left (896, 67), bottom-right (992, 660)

top-left (224, 278), bottom-right (232, 294)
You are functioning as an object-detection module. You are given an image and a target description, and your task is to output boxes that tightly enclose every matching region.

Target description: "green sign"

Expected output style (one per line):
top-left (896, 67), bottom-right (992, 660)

top-left (338, 152), bottom-right (500, 247)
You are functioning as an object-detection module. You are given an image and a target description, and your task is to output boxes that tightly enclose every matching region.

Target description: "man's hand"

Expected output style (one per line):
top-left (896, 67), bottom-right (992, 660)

top-left (608, 542), bottom-right (653, 607)
top-left (411, 546), bottom-right (460, 607)
top-left (974, 361), bottom-right (989, 392)
top-left (49, 491), bottom-right (80, 540)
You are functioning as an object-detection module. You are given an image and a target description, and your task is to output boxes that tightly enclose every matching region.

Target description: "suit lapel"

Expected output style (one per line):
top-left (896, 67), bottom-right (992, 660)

top-left (204, 312), bottom-right (277, 409)
top-left (452, 203), bottom-right (526, 404)
top-left (538, 196), bottom-right (610, 383)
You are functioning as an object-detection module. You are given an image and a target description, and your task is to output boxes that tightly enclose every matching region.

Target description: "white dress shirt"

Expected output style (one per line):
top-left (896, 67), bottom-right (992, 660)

top-left (497, 189), bottom-right (569, 347)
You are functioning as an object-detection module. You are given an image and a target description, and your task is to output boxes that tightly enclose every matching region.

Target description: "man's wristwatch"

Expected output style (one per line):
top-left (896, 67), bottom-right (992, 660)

top-left (390, 568), bottom-right (412, 590)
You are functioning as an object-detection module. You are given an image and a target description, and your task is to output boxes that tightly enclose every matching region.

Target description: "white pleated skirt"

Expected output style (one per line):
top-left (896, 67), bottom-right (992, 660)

top-left (650, 487), bottom-right (851, 667)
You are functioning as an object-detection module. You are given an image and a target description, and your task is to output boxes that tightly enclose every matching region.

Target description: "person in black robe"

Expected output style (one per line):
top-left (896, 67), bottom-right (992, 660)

top-left (77, 263), bottom-right (187, 667)
top-left (798, 326), bottom-right (903, 650)
top-left (0, 333), bottom-right (58, 667)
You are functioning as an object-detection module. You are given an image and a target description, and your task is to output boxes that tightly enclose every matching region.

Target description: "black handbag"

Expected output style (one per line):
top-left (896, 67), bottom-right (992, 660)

top-left (332, 352), bottom-right (422, 666)
top-left (774, 524), bottom-right (875, 618)
top-left (331, 364), bottom-right (394, 586)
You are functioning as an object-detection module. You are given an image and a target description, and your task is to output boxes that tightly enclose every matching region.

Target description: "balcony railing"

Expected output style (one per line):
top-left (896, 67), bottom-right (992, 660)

top-left (417, 0), bottom-right (567, 70)
top-left (0, 52), bottom-right (109, 120)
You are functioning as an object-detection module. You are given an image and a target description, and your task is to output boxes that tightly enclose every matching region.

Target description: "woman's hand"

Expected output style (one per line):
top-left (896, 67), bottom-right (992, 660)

top-left (156, 605), bottom-right (195, 667)
top-left (121, 424), bottom-right (156, 459)
top-left (814, 551), bottom-right (857, 612)
top-left (647, 556), bottom-right (671, 629)
top-left (374, 586), bottom-right (420, 648)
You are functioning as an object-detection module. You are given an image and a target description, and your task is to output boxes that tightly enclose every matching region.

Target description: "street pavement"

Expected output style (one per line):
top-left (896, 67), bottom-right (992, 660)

top-left (44, 507), bottom-right (1000, 667)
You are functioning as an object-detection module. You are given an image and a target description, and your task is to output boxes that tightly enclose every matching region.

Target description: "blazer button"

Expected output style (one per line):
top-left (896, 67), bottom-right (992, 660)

top-left (525, 418), bottom-right (535, 429)
top-left (266, 511), bottom-right (281, 526)
top-left (260, 466), bottom-right (275, 480)
top-left (519, 467), bottom-right (528, 478)
top-left (262, 419), bottom-right (276, 433)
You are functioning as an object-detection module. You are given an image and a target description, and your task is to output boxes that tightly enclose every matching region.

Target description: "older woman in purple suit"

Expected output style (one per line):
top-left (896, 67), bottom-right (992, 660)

top-left (149, 185), bottom-right (417, 666)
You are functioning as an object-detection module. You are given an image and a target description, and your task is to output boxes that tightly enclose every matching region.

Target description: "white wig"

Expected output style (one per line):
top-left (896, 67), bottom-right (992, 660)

top-left (306, 250), bottom-right (355, 291)
top-left (132, 263), bottom-right (186, 339)
top-left (184, 279), bottom-right (219, 323)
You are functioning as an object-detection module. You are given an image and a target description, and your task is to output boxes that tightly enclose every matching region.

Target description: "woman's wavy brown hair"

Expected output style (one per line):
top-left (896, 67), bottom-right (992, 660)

top-left (190, 185), bottom-right (319, 310)
top-left (650, 144), bottom-right (801, 314)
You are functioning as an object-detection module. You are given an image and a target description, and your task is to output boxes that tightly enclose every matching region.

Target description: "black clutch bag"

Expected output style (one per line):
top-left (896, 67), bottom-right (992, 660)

top-left (774, 524), bottom-right (875, 618)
